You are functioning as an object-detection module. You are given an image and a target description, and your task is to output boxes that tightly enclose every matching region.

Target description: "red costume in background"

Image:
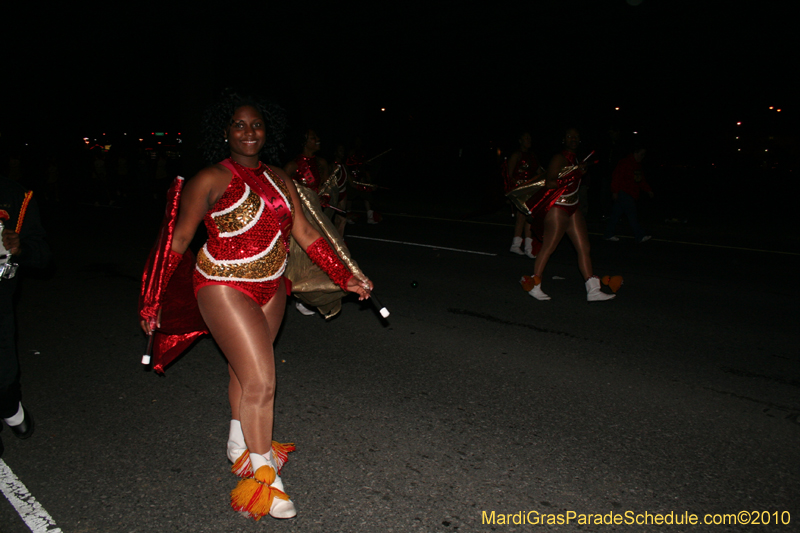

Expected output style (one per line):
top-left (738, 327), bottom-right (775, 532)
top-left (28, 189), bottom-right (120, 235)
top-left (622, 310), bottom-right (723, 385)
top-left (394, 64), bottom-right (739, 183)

top-left (291, 155), bottom-right (321, 193)
top-left (611, 153), bottom-right (651, 200)
top-left (291, 155), bottom-right (331, 207)
top-left (504, 152), bottom-right (540, 194)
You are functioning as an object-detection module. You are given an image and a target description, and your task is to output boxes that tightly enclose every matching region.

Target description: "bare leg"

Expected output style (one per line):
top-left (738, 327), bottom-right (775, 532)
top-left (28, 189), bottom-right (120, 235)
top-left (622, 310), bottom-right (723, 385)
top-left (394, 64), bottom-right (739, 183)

top-left (533, 207), bottom-right (569, 278)
top-left (513, 211), bottom-right (526, 238)
top-left (197, 281), bottom-right (286, 456)
top-left (564, 210), bottom-right (593, 280)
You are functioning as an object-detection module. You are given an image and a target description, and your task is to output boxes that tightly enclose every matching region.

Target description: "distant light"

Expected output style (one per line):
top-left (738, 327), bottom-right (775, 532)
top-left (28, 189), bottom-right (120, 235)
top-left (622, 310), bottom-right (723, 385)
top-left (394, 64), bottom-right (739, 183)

top-left (83, 137), bottom-right (89, 141)
top-left (124, 133), bottom-right (127, 136)
top-left (769, 106), bottom-right (774, 110)
top-left (615, 107), bottom-right (620, 111)
top-left (178, 132), bottom-right (181, 135)
top-left (765, 149), bottom-right (768, 152)
top-left (139, 138), bottom-right (144, 142)
top-left (735, 137), bottom-right (739, 139)
top-left (777, 109), bottom-right (782, 112)
top-left (151, 132), bottom-right (155, 135)
top-left (102, 133), bottom-right (106, 135)
top-left (633, 131), bottom-right (638, 134)
top-left (380, 108), bottom-right (386, 112)
top-left (158, 141), bottom-right (162, 145)
top-left (736, 122), bottom-right (742, 126)
top-left (738, 149), bottom-right (741, 151)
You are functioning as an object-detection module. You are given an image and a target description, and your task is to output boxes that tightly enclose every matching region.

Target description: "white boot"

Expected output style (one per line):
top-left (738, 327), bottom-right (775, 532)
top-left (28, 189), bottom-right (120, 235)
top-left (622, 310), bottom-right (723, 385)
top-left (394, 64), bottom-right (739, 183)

top-left (227, 420), bottom-right (246, 463)
top-left (295, 300), bottom-right (315, 316)
top-left (510, 236), bottom-right (524, 255)
top-left (521, 275), bottom-right (550, 300)
top-left (251, 452), bottom-right (297, 519)
top-left (586, 276), bottom-right (615, 302)
top-left (528, 284), bottom-right (550, 301)
top-left (227, 420), bottom-right (251, 477)
top-left (523, 237), bottom-right (536, 259)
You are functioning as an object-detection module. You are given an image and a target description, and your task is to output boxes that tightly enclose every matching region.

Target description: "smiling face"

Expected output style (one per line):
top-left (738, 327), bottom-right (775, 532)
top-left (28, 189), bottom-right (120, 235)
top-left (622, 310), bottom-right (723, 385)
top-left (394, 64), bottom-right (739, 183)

top-left (304, 129), bottom-right (321, 155)
top-left (226, 105), bottom-right (266, 166)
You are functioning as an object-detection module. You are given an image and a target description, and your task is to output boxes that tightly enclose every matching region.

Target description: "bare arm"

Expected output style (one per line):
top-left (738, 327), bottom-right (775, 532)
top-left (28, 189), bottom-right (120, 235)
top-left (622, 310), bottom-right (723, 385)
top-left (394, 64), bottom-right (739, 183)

top-left (283, 160), bottom-right (298, 181)
top-left (171, 166), bottom-right (231, 254)
top-left (507, 151), bottom-right (521, 180)
top-left (545, 154), bottom-right (568, 188)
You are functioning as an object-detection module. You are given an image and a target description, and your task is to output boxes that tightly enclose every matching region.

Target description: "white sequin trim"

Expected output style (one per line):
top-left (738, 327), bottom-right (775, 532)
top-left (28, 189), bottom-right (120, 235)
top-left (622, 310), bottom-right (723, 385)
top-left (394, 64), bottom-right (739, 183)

top-left (262, 169), bottom-right (292, 214)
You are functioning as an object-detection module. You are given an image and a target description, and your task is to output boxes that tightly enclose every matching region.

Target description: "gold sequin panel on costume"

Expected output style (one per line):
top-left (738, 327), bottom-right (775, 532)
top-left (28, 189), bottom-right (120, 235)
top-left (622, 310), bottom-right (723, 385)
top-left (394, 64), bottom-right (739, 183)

top-left (211, 183), bottom-right (263, 237)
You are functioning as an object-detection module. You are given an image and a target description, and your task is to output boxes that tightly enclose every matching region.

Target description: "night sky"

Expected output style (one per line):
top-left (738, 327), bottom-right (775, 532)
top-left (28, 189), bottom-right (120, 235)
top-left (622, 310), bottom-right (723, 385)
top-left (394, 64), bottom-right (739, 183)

top-left (3, 2), bottom-right (795, 169)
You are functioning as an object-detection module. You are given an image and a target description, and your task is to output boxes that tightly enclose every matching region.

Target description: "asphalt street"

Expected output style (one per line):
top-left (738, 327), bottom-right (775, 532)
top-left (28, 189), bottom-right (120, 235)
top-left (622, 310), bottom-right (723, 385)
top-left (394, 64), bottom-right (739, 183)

top-left (1, 203), bottom-right (798, 533)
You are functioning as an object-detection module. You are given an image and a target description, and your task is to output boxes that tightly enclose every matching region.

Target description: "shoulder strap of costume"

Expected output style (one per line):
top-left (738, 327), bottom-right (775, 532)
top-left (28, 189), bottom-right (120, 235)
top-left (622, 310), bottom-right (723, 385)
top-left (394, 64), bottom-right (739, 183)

top-left (219, 159), bottom-right (293, 240)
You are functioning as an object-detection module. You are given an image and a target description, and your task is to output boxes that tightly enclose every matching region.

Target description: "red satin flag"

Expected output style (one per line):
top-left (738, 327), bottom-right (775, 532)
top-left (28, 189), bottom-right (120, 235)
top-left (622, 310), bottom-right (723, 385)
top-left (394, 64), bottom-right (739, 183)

top-left (139, 177), bottom-right (208, 373)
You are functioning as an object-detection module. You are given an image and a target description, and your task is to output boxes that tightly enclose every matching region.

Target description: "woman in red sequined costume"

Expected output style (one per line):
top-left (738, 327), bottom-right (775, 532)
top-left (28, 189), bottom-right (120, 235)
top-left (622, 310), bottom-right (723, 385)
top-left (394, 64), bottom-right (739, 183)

top-left (283, 128), bottom-right (336, 316)
top-left (283, 128), bottom-right (331, 206)
top-left (506, 131), bottom-right (541, 258)
top-left (141, 97), bottom-right (372, 520)
top-left (521, 127), bottom-right (614, 302)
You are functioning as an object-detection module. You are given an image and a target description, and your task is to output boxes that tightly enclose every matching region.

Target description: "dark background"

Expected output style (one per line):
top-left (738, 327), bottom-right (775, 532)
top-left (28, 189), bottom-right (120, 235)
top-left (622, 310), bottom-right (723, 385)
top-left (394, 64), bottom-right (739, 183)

top-left (2, 1), bottom-right (798, 235)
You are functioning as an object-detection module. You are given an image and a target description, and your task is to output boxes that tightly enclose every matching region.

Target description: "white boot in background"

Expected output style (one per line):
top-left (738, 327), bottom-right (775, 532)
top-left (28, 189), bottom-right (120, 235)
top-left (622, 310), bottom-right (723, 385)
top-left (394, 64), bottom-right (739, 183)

top-left (510, 236), bottom-right (524, 255)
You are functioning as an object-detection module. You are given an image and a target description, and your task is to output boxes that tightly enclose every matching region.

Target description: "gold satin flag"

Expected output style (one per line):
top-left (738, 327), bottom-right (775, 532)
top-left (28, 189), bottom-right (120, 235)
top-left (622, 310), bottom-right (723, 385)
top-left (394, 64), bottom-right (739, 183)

top-left (506, 175), bottom-right (546, 215)
top-left (285, 184), bottom-right (366, 319)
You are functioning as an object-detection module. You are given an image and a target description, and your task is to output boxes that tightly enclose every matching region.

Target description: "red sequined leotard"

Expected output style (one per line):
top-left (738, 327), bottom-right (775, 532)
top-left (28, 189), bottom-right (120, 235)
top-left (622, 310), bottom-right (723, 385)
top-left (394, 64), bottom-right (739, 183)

top-left (292, 155), bottom-right (321, 193)
top-left (551, 150), bottom-right (582, 216)
top-left (193, 160), bottom-right (294, 306)
top-left (505, 152), bottom-right (540, 194)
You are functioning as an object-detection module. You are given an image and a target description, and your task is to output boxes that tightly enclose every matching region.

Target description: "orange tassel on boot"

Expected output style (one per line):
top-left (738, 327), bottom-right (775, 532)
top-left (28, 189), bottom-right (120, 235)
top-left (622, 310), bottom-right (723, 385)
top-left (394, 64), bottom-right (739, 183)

top-left (231, 464), bottom-right (291, 520)
top-left (520, 275), bottom-right (541, 292)
top-left (231, 440), bottom-right (295, 478)
top-left (601, 275), bottom-right (624, 293)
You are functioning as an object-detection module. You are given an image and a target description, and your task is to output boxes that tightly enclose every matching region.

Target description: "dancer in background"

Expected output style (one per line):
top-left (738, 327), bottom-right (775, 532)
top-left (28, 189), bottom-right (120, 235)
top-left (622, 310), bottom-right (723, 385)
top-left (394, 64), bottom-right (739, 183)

top-left (505, 131), bottom-right (543, 258)
top-left (520, 127), bottom-right (615, 302)
top-left (604, 146), bottom-right (653, 243)
top-left (346, 137), bottom-right (379, 224)
top-left (284, 128), bottom-right (338, 316)
top-left (140, 92), bottom-right (372, 520)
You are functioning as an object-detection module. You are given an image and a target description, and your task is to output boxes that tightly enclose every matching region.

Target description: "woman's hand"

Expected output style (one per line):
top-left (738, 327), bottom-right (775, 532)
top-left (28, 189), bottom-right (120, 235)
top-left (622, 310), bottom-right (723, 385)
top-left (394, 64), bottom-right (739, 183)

top-left (347, 276), bottom-right (373, 300)
top-left (140, 309), bottom-right (162, 336)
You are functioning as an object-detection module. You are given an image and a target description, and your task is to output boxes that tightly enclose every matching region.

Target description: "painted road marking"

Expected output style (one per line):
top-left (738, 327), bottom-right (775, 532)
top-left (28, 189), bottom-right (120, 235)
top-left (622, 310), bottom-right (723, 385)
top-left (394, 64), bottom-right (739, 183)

top-left (347, 235), bottom-right (497, 256)
top-left (0, 459), bottom-right (62, 533)
top-left (379, 213), bottom-right (799, 256)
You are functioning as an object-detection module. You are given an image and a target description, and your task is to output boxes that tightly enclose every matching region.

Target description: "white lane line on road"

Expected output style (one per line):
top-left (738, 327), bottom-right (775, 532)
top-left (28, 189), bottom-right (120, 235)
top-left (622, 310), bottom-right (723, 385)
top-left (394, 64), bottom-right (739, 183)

top-left (0, 459), bottom-right (62, 533)
top-left (348, 235), bottom-right (498, 256)
top-left (382, 213), bottom-right (799, 256)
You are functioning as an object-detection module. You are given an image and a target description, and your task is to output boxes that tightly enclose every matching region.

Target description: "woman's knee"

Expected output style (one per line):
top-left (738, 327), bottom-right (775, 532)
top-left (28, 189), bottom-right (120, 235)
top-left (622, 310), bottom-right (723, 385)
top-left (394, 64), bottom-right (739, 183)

top-left (241, 376), bottom-right (276, 405)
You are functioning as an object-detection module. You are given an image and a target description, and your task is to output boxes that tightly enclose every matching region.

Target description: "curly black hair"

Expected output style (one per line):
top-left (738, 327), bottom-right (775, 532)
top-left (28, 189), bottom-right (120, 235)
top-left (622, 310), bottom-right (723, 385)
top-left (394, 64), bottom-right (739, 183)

top-left (200, 89), bottom-right (287, 166)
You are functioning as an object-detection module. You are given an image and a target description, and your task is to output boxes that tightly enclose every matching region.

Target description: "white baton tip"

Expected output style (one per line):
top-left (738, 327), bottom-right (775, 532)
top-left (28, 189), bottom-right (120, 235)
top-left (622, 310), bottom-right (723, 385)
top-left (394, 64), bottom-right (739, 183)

top-left (141, 355), bottom-right (151, 365)
top-left (379, 307), bottom-right (390, 318)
